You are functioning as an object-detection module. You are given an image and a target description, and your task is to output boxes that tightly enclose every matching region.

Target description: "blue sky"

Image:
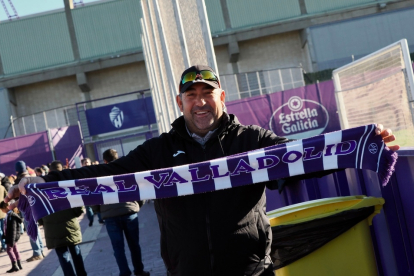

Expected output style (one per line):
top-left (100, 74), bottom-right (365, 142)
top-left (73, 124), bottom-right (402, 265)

top-left (0, 0), bottom-right (100, 21)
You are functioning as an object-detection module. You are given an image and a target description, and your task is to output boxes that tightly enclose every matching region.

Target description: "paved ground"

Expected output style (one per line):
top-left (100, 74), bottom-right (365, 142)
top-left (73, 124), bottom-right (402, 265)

top-left (0, 201), bottom-right (167, 276)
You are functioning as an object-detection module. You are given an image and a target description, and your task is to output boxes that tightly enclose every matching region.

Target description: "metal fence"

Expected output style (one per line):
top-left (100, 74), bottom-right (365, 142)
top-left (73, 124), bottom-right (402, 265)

top-left (221, 67), bottom-right (305, 102)
top-left (11, 105), bottom-right (78, 137)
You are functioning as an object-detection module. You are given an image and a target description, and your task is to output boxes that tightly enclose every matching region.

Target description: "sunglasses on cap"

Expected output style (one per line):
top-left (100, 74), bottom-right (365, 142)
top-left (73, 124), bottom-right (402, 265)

top-left (181, 70), bottom-right (219, 85)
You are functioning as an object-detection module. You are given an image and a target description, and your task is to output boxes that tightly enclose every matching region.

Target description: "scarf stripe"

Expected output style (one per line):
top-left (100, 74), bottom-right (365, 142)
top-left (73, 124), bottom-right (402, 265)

top-left (19, 124), bottom-right (398, 241)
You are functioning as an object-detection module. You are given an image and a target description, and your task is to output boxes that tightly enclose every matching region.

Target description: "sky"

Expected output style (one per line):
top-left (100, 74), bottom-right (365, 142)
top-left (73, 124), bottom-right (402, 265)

top-left (0, 0), bottom-right (100, 21)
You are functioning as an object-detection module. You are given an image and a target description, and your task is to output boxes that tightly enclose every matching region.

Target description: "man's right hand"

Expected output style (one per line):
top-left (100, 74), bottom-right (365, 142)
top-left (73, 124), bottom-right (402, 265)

top-left (4, 177), bottom-right (45, 210)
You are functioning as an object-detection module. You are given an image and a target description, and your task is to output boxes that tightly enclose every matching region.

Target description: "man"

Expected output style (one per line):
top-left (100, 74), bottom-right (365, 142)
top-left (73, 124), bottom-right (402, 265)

top-left (81, 158), bottom-right (91, 167)
top-left (34, 167), bottom-right (45, 177)
top-left (91, 149), bottom-right (149, 276)
top-left (0, 182), bottom-right (7, 252)
top-left (81, 158), bottom-right (104, 226)
top-left (6, 65), bottom-right (399, 275)
top-left (50, 160), bottom-right (63, 172)
top-left (14, 160), bottom-right (45, 262)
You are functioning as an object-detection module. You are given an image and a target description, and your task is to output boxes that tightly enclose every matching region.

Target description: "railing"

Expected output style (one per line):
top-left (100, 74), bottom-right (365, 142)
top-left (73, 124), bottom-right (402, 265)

top-left (221, 67), bottom-right (305, 102)
top-left (10, 105), bottom-right (78, 137)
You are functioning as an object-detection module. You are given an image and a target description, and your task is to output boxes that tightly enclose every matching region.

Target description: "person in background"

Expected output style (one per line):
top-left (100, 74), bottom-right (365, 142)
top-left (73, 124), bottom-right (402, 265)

top-left (41, 165), bottom-right (49, 175)
top-left (26, 166), bottom-right (36, 177)
top-left (50, 161), bottom-right (63, 172)
top-left (38, 207), bottom-right (87, 276)
top-left (14, 161), bottom-right (30, 186)
top-left (14, 161), bottom-right (45, 262)
top-left (0, 201), bottom-right (23, 273)
top-left (8, 175), bottom-right (16, 185)
top-left (0, 183), bottom-right (7, 253)
top-left (81, 158), bottom-right (104, 226)
top-left (34, 167), bottom-right (45, 177)
top-left (92, 149), bottom-right (149, 276)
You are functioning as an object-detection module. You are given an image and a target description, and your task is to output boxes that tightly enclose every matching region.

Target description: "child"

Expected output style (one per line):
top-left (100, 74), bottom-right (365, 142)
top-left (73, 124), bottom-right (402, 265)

top-left (0, 201), bottom-right (23, 273)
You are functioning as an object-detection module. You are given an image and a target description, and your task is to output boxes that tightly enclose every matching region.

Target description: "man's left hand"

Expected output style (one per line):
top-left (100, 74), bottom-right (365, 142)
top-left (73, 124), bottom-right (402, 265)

top-left (375, 124), bottom-right (400, 151)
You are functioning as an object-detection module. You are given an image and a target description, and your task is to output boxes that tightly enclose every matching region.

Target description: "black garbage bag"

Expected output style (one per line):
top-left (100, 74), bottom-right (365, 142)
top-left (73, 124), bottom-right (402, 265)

top-left (271, 206), bottom-right (375, 270)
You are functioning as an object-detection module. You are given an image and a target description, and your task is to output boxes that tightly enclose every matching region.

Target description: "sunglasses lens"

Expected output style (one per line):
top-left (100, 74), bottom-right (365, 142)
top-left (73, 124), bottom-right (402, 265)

top-left (181, 72), bottom-right (197, 84)
top-left (200, 70), bottom-right (217, 81)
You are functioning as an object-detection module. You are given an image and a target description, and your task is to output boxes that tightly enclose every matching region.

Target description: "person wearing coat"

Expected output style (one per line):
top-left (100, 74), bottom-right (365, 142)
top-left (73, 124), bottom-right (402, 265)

top-left (38, 207), bottom-right (87, 276)
top-left (0, 200), bottom-right (23, 273)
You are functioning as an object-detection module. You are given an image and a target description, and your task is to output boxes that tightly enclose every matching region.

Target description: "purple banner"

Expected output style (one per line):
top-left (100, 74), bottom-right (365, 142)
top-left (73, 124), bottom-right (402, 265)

top-left (51, 126), bottom-right (84, 169)
top-left (227, 80), bottom-right (341, 139)
top-left (0, 132), bottom-right (51, 175)
top-left (86, 98), bottom-right (156, 136)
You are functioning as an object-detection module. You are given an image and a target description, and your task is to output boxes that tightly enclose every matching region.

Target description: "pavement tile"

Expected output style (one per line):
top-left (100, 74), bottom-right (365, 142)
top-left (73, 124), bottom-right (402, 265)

top-left (0, 202), bottom-right (166, 276)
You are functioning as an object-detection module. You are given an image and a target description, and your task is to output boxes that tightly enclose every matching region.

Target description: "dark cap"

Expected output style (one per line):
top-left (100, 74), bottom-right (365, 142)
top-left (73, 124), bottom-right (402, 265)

top-left (179, 65), bottom-right (220, 93)
top-left (15, 160), bottom-right (27, 174)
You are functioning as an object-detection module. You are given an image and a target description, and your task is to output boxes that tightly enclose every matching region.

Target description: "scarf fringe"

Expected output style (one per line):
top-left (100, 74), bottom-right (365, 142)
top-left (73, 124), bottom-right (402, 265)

top-left (378, 147), bottom-right (398, 187)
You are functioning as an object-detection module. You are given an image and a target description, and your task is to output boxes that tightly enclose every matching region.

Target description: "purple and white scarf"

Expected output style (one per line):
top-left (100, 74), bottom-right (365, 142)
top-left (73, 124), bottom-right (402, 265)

top-left (19, 124), bottom-right (397, 240)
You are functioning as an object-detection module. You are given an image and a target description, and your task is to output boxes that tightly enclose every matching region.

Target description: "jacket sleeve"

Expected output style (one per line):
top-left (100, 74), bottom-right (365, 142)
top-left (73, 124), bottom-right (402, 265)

top-left (42, 139), bottom-right (154, 182)
top-left (73, 207), bottom-right (84, 218)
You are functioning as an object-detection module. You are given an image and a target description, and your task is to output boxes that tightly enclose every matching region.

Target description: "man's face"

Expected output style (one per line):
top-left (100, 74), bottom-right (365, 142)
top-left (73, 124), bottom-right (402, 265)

top-left (82, 159), bottom-right (91, 166)
top-left (176, 82), bottom-right (225, 137)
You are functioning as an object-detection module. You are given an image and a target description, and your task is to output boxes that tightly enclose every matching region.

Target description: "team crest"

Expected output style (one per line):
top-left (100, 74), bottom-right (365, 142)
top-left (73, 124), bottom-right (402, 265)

top-left (109, 106), bottom-right (124, 128)
top-left (28, 195), bottom-right (36, 206)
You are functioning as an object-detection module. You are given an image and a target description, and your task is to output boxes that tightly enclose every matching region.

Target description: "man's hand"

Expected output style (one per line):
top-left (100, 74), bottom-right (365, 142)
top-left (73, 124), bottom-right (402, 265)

top-left (4, 177), bottom-right (45, 210)
top-left (375, 124), bottom-right (400, 151)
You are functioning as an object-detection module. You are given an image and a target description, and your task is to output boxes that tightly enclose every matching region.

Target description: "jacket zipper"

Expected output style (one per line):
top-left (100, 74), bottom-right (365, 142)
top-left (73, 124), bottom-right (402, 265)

top-left (202, 146), bottom-right (215, 275)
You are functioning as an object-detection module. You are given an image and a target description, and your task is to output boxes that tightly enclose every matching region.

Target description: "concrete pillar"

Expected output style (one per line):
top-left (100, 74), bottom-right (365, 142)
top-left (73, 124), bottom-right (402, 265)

top-left (141, 0), bottom-right (219, 133)
top-left (0, 51), bottom-right (4, 76)
top-left (299, 0), bottom-right (308, 15)
top-left (228, 35), bottom-right (240, 63)
top-left (0, 88), bottom-right (15, 138)
top-left (219, 0), bottom-right (231, 30)
top-left (64, 0), bottom-right (80, 61)
top-left (76, 72), bottom-right (91, 92)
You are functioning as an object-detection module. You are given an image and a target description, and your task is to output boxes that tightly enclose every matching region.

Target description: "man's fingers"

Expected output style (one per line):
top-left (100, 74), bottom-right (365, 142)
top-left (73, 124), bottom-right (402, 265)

top-left (7, 199), bottom-right (19, 210)
top-left (382, 134), bottom-right (396, 144)
top-left (381, 128), bottom-right (393, 138)
top-left (388, 145), bottom-right (400, 151)
top-left (375, 124), bottom-right (384, 135)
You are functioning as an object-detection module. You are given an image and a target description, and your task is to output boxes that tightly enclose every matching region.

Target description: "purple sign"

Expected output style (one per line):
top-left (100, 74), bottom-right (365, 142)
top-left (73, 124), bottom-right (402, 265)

top-left (51, 126), bottom-right (84, 169)
top-left (226, 80), bottom-right (341, 139)
top-left (85, 98), bottom-right (156, 136)
top-left (0, 132), bottom-right (52, 175)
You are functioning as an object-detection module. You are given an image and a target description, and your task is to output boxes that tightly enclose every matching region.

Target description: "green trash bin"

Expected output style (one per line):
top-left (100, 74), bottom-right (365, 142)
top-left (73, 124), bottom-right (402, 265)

top-left (267, 195), bottom-right (384, 276)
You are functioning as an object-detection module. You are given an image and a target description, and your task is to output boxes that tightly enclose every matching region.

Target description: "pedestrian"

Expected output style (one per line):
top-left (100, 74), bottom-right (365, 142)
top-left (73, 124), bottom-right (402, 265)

top-left (34, 167), bottom-right (45, 176)
top-left (0, 200), bottom-right (23, 273)
top-left (0, 184), bottom-right (7, 252)
top-left (7, 65), bottom-right (399, 275)
top-left (91, 149), bottom-right (149, 276)
top-left (38, 207), bottom-right (87, 276)
top-left (81, 158), bottom-right (104, 226)
top-left (14, 161), bottom-right (30, 185)
top-left (14, 161), bottom-right (45, 262)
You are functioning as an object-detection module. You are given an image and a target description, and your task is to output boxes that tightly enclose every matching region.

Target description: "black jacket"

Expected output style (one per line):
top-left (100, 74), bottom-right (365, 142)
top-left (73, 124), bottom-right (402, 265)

top-left (38, 207), bottom-right (83, 249)
top-left (43, 114), bottom-right (290, 276)
top-left (4, 211), bottom-right (22, 247)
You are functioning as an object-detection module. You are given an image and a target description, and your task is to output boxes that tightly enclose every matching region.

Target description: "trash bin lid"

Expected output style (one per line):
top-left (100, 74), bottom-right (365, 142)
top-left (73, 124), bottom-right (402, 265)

top-left (267, 195), bottom-right (384, 227)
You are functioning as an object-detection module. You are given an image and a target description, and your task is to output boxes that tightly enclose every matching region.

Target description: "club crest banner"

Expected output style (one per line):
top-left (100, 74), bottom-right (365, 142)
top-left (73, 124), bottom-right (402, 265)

top-left (85, 98), bottom-right (156, 136)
